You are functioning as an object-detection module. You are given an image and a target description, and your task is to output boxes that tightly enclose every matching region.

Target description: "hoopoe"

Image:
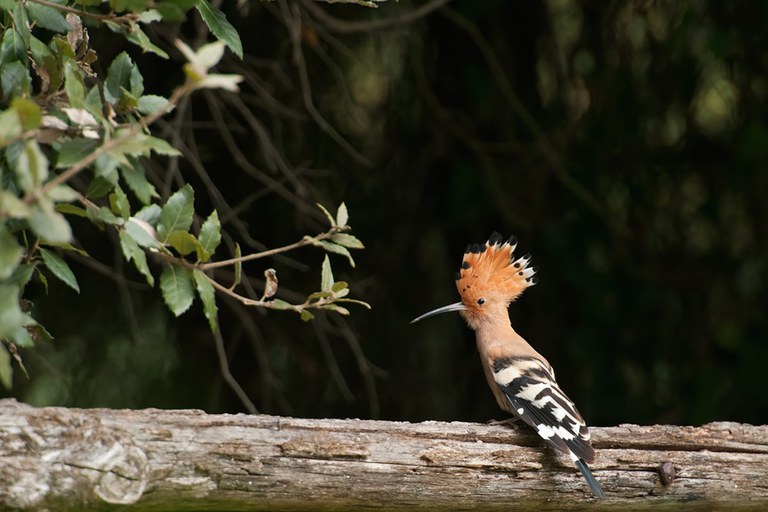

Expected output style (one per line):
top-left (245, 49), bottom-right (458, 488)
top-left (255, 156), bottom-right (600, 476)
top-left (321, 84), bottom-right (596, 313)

top-left (412, 232), bottom-right (605, 498)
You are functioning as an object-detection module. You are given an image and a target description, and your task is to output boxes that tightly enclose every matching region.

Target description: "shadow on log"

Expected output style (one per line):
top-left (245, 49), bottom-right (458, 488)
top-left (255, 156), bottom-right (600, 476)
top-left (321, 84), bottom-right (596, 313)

top-left (0, 399), bottom-right (766, 511)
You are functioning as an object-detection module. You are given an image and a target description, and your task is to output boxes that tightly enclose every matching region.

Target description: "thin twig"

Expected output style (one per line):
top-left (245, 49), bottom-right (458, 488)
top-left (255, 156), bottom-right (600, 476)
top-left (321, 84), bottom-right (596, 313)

top-left (329, 315), bottom-right (381, 418)
top-left (313, 321), bottom-right (355, 402)
top-left (212, 321), bottom-right (259, 414)
top-left (283, 2), bottom-right (372, 167)
top-left (27, 0), bottom-right (139, 24)
top-left (302, 0), bottom-right (452, 33)
top-left (200, 227), bottom-right (343, 270)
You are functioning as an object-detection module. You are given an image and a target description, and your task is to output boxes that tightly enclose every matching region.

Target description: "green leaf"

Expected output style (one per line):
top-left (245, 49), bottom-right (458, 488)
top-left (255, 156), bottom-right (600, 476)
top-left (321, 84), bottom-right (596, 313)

top-left (137, 94), bottom-right (170, 115)
top-left (135, 203), bottom-right (161, 225)
top-left (322, 303), bottom-right (350, 316)
top-left (29, 200), bottom-right (72, 243)
top-left (6, 263), bottom-right (36, 289)
top-left (84, 86), bottom-right (104, 120)
top-left (86, 205), bottom-right (120, 226)
top-left (330, 233), bottom-right (364, 249)
top-left (140, 135), bottom-right (179, 156)
top-left (1, 60), bottom-right (31, 100)
top-left (26, 321), bottom-right (53, 344)
top-left (232, 242), bottom-right (242, 287)
top-left (331, 281), bottom-right (348, 293)
top-left (198, 210), bottom-right (220, 259)
top-left (56, 202), bottom-right (85, 216)
top-left (27, 2), bottom-right (73, 33)
top-left (0, 109), bottom-right (22, 145)
top-left (192, 269), bottom-right (217, 331)
top-left (0, 225), bottom-right (23, 280)
top-left (57, 138), bottom-right (99, 168)
top-left (39, 248), bottom-right (80, 293)
top-left (11, 322), bottom-right (35, 347)
top-left (109, 186), bottom-right (131, 219)
top-left (51, 34), bottom-right (75, 59)
top-left (12, 97), bottom-right (42, 131)
top-left (138, 9), bottom-right (163, 23)
top-left (195, 0), bottom-right (243, 59)
top-left (109, 132), bottom-right (181, 160)
top-left (125, 22), bottom-right (169, 59)
top-left (85, 176), bottom-right (116, 199)
top-left (0, 192), bottom-right (30, 219)
top-left (157, 184), bottom-right (194, 242)
top-left (120, 158), bottom-right (158, 205)
top-left (2, 21), bottom-right (27, 62)
top-left (333, 287), bottom-right (350, 299)
top-left (0, 344), bottom-right (12, 389)
top-left (300, 310), bottom-right (315, 322)
top-left (167, 230), bottom-right (202, 256)
top-left (336, 202), bottom-right (349, 227)
top-left (14, 140), bottom-right (49, 193)
top-left (104, 52), bottom-right (135, 104)
top-left (35, 266), bottom-right (48, 294)
top-left (118, 230), bottom-right (154, 286)
top-left (317, 240), bottom-right (355, 268)
top-left (160, 265), bottom-right (195, 316)
top-left (129, 60), bottom-right (144, 98)
top-left (269, 299), bottom-right (292, 310)
top-left (64, 60), bottom-right (85, 108)
top-left (94, 154), bottom-right (120, 182)
top-left (42, 241), bottom-right (89, 258)
top-left (125, 217), bottom-right (161, 249)
top-left (307, 290), bottom-right (332, 301)
top-left (46, 185), bottom-right (79, 203)
top-left (335, 297), bottom-right (371, 309)
top-left (320, 254), bottom-right (333, 292)
top-left (111, 0), bottom-right (149, 14)
top-left (0, 284), bottom-right (25, 340)
top-left (316, 203), bottom-right (336, 226)
top-left (156, 1), bottom-right (186, 22)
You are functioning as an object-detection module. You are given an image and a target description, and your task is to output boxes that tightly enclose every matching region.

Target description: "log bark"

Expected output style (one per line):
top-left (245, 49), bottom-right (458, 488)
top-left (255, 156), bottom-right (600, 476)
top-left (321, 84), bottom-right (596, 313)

top-left (0, 398), bottom-right (766, 511)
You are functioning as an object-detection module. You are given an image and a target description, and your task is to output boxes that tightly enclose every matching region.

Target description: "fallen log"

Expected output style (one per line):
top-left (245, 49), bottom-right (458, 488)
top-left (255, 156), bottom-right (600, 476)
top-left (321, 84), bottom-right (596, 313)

top-left (0, 399), bottom-right (765, 510)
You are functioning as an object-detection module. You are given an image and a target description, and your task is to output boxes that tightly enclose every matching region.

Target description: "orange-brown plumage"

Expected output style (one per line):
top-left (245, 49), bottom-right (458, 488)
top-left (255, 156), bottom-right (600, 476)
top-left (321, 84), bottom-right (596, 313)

top-left (411, 232), bottom-right (604, 498)
top-left (453, 234), bottom-right (536, 330)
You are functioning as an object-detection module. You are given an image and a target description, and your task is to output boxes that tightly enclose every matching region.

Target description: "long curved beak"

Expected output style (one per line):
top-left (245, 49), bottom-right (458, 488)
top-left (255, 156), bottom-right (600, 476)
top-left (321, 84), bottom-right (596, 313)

top-left (410, 302), bottom-right (467, 324)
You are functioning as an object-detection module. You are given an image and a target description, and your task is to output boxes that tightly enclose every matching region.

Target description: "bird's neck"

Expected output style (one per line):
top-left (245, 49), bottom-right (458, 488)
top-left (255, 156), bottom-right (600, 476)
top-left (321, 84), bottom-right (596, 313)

top-left (473, 314), bottom-right (547, 363)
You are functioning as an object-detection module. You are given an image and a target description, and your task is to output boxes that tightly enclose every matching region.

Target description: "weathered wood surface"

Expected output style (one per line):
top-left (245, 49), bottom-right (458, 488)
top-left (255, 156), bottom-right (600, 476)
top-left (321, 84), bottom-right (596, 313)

top-left (0, 399), bottom-right (766, 511)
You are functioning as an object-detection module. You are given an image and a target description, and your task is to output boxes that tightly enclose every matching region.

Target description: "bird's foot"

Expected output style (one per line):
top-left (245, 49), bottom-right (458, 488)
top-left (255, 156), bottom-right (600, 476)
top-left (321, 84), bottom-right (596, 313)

top-left (487, 417), bottom-right (523, 428)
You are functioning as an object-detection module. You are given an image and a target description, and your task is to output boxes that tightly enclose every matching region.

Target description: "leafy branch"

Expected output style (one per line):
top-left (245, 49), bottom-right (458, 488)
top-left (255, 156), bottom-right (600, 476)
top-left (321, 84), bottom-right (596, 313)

top-left (138, 197), bottom-right (369, 331)
top-left (0, 0), bottom-right (371, 393)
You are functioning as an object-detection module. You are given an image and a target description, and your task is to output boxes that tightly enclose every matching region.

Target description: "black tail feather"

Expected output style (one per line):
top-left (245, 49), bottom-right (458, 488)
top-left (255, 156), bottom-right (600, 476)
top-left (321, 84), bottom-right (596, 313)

top-left (575, 458), bottom-right (605, 499)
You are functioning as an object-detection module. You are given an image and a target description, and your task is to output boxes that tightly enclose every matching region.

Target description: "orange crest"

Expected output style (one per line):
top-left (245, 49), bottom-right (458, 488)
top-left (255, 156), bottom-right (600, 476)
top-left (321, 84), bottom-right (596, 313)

top-left (455, 232), bottom-right (537, 310)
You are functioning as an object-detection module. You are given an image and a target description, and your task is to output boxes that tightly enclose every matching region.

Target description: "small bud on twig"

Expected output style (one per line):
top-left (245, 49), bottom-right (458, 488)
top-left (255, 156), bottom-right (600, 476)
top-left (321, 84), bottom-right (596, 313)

top-left (262, 268), bottom-right (278, 301)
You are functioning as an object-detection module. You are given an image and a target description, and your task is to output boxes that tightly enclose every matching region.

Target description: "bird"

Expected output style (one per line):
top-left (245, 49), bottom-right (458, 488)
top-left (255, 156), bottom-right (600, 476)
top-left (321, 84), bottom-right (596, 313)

top-left (411, 232), bottom-right (605, 498)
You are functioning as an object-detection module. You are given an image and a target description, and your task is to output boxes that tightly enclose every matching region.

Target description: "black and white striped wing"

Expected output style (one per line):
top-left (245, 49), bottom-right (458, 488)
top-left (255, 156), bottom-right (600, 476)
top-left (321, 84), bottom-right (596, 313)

top-left (491, 356), bottom-right (595, 463)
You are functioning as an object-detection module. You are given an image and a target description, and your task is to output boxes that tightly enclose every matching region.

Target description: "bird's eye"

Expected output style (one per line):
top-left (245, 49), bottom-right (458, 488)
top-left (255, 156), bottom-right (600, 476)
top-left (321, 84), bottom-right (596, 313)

top-left (477, 298), bottom-right (486, 305)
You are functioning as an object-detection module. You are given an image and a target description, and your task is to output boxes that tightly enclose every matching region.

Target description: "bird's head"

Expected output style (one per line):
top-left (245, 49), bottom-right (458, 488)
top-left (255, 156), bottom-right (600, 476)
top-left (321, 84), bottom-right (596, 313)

top-left (411, 232), bottom-right (537, 330)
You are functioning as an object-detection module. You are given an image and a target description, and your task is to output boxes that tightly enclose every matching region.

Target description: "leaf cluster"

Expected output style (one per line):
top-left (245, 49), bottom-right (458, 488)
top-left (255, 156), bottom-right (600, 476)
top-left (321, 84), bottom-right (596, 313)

top-left (0, 1), bottom-right (368, 389)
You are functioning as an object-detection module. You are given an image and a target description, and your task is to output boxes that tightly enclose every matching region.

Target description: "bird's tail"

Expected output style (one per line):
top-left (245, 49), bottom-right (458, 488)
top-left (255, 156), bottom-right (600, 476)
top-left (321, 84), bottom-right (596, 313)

top-left (575, 458), bottom-right (605, 499)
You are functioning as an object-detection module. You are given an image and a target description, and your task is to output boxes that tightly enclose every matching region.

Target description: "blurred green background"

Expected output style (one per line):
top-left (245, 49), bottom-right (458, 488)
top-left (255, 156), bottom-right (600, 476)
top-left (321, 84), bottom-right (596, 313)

top-left (6, 0), bottom-right (768, 428)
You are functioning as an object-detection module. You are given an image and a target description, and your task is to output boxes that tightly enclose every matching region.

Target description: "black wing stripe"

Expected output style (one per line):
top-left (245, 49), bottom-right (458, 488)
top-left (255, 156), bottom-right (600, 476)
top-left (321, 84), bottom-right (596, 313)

top-left (493, 357), bottom-right (595, 463)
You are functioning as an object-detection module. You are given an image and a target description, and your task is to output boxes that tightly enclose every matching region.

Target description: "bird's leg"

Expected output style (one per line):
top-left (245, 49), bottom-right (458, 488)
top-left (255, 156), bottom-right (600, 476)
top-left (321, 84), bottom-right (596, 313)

top-left (487, 417), bottom-right (524, 428)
